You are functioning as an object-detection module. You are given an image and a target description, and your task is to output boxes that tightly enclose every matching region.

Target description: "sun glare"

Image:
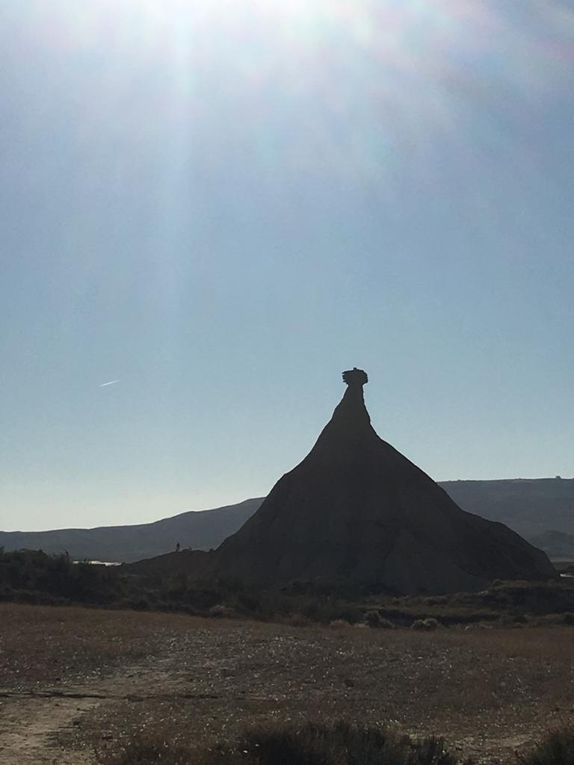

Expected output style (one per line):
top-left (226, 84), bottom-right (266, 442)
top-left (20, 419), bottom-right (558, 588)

top-left (24, 0), bottom-right (574, 188)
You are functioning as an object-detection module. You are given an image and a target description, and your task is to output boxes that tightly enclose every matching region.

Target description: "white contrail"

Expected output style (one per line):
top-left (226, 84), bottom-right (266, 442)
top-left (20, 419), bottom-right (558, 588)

top-left (99, 379), bottom-right (120, 387)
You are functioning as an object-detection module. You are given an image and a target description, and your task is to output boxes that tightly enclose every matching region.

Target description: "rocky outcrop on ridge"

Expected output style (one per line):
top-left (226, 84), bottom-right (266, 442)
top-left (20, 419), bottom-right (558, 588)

top-left (213, 369), bottom-right (554, 593)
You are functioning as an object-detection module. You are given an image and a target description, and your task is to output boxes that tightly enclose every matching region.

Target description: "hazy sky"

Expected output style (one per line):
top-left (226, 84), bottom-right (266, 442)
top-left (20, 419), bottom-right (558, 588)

top-left (1, 0), bottom-right (573, 532)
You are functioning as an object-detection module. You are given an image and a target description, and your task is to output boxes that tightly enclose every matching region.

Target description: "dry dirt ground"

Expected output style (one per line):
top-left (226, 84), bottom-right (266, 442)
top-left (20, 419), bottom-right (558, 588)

top-left (0, 603), bottom-right (573, 764)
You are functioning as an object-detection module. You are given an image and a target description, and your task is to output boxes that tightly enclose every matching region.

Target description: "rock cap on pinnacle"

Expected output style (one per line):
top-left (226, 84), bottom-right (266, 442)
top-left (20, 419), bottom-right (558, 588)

top-left (342, 367), bottom-right (368, 387)
top-left (330, 368), bottom-right (371, 434)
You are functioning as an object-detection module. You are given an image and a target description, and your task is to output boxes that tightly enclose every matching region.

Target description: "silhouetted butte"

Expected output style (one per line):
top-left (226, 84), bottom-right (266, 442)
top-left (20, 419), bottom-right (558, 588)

top-left (212, 368), bottom-right (554, 593)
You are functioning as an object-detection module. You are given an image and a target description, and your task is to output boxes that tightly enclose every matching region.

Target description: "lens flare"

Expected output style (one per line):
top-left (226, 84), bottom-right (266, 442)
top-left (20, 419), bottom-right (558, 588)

top-left (14, 0), bottom-right (574, 192)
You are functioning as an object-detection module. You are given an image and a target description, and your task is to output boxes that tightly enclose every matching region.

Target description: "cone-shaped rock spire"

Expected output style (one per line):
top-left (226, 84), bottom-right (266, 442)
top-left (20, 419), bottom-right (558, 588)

top-left (215, 370), bottom-right (554, 593)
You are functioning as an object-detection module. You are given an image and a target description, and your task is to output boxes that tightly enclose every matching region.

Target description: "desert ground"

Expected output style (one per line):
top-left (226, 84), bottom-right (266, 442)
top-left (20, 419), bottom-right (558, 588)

top-left (0, 603), bottom-right (572, 764)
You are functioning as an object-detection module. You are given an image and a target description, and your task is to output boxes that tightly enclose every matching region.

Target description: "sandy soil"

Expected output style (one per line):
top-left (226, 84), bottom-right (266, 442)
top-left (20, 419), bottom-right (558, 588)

top-left (0, 604), bottom-right (573, 764)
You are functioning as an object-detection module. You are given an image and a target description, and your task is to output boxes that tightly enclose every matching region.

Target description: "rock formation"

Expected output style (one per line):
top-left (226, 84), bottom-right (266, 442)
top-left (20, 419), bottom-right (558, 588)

top-left (213, 369), bottom-right (554, 593)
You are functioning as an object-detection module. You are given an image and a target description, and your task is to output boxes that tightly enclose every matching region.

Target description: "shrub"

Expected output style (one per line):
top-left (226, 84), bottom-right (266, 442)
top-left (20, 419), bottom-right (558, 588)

top-left (284, 612), bottom-right (311, 627)
top-left (409, 736), bottom-right (458, 765)
top-left (365, 611), bottom-right (395, 629)
top-left (518, 728), bottom-right (574, 765)
top-left (411, 618), bottom-right (440, 632)
top-left (480, 580), bottom-right (574, 615)
top-left (209, 604), bottom-right (236, 619)
top-left (365, 610), bottom-right (382, 628)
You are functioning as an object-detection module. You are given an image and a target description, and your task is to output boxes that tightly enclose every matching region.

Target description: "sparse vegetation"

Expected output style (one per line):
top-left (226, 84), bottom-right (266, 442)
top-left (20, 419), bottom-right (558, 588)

top-left (0, 548), bottom-right (122, 605)
top-left (96, 721), bottom-right (457, 765)
top-left (1, 549), bottom-right (573, 630)
top-left (519, 728), bottom-right (574, 765)
top-left (95, 722), bottom-right (574, 765)
top-left (3, 602), bottom-right (574, 763)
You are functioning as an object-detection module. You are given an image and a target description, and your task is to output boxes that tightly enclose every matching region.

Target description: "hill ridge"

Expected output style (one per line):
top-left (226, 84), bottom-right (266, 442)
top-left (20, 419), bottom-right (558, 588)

top-left (3, 479), bottom-right (574, 562)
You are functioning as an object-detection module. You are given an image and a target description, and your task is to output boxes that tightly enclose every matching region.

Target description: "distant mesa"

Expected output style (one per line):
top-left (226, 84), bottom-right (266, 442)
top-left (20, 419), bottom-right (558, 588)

top-left (206, 368), bottom-right (554, 593)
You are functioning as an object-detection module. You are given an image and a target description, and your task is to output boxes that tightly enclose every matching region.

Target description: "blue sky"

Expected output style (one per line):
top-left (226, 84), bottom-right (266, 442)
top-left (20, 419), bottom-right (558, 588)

top-left (1, 0), bottom-right (573, 531)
